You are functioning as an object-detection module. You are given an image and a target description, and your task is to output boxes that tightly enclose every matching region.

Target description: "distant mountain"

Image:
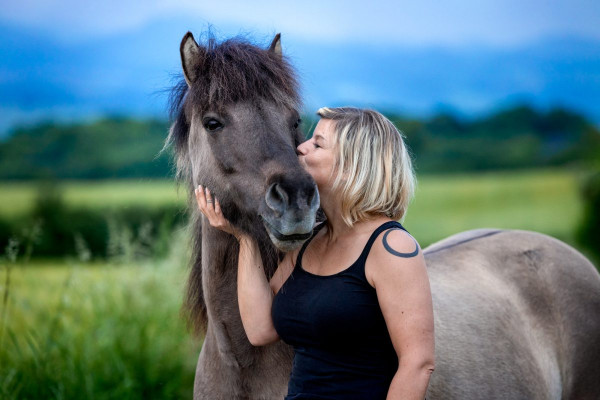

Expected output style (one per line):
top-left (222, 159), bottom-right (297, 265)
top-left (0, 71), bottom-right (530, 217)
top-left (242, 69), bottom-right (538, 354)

top-left (1, 18), bottom-right (600, 137)
top-left (293, 35), bottom-right (600, 124)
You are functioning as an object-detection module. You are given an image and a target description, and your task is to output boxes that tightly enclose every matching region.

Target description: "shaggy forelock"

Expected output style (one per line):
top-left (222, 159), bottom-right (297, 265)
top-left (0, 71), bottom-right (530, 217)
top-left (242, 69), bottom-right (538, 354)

top-left (187, 36), bottom-right (300, 113)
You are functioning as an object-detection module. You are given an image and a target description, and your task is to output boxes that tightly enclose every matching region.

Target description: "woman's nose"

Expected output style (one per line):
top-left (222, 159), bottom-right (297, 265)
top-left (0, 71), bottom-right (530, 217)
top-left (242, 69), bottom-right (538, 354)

top-left (296, 142), bottom-right (307, 156)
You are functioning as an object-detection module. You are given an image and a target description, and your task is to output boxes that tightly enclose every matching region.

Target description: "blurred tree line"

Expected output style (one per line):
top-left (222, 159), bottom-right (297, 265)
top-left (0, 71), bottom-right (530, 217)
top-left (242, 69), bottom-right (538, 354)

top-left (0, 105), bottom-right (598, 180)
top-left (390, 105), bottom-right (600, 173)
top-left (0, 118), bottom-right (172, 180)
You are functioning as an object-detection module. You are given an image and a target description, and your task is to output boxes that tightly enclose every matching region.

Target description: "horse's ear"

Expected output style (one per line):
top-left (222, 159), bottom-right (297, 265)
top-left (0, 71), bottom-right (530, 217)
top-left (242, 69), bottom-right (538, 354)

top-left (268, 33), bottom-right (282, 59)
top-left (180, 32), bottom-right (204, 87)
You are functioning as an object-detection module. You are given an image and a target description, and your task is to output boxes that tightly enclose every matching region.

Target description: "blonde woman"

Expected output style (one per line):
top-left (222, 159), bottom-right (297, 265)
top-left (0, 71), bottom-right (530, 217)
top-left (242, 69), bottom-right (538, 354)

top-left (195, 107), bottom-right (435, 399)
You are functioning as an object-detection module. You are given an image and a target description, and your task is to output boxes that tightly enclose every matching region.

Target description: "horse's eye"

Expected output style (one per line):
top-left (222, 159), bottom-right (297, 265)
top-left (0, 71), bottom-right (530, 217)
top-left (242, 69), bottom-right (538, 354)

top-left (203, 118), bottom-right (223, 132)
top-left (293, 118), bottom-right (302, 130)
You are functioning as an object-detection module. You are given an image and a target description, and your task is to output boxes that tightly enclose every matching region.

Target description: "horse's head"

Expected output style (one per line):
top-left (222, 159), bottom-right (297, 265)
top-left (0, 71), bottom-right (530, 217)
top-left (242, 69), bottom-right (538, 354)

top-left (168, 32), bottom-right (319, 251)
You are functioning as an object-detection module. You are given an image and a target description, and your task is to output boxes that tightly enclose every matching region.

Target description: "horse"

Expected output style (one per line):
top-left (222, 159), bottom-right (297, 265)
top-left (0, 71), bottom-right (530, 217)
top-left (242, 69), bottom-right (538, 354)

top-left (166, 32), bottom-right (600, 399)
top-left (167, 31), bottom-right (316, 399)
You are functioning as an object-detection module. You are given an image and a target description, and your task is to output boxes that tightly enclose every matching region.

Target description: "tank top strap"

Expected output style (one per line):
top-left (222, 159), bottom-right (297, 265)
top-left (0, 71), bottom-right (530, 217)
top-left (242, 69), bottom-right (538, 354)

top-left (294, 222), bottom-right (327, 268)
top-left (357, 220), bottom-right (407, 264)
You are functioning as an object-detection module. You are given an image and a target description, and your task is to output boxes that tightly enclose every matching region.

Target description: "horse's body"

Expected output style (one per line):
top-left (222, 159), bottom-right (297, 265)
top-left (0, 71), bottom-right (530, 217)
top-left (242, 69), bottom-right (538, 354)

top-left (167, 33), bottom-right (600, 399)
top-left (425, 229), bottom-right (600, 400)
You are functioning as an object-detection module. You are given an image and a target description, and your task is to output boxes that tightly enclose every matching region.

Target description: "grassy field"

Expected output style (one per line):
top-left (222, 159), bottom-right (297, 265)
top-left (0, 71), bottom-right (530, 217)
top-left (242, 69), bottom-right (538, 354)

top-left (0, 179), bottom-right (184, 219)
top-left (0, 168), bottom-right (584, 247)
top-left (0, 168), bottom-right (592, 399)
top-left (0, 239), bottom-right (200, 400)
top-left (405, 168), bottom-right (583, 246)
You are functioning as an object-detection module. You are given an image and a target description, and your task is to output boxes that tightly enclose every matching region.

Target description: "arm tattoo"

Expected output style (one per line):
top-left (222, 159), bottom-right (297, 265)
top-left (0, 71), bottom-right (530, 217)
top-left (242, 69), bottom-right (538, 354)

top-left (382, 228), bottom-right (419, 258)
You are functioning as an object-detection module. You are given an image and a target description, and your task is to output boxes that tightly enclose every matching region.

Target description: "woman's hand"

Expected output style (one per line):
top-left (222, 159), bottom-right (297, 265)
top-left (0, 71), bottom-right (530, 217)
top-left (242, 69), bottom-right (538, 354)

top-left (196, 185), bottom-right (279, 346)
top-left (194, 185), bottom-right (240, 238)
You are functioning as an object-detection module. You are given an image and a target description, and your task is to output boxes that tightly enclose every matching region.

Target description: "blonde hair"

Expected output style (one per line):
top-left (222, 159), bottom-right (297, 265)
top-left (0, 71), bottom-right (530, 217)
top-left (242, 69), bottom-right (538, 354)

top-left (316, 107), bottom-right (416, 227)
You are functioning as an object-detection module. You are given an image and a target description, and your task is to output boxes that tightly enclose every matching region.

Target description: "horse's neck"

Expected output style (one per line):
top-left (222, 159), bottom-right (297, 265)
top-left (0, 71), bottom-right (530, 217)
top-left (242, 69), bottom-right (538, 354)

top-left (194, 224), bottom-right (293, 398)
top-left (200, 224), bottom-right (275, 368)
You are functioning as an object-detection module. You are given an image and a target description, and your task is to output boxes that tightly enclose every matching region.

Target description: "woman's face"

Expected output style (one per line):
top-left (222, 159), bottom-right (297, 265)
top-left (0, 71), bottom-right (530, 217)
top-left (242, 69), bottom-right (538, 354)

top-left (296, 118), bottom-right (337, 191)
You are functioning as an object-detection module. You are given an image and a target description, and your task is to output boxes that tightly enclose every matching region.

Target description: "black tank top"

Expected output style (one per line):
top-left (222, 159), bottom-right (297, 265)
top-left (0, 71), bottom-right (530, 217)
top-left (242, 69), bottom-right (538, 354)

top-left (272, 220), bottom-right (407, 400)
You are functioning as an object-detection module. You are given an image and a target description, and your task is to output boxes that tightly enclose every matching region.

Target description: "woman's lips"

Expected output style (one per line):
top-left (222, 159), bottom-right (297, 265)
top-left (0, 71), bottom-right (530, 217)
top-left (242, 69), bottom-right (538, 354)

top-left (297, 156), bottom-right (308, 171)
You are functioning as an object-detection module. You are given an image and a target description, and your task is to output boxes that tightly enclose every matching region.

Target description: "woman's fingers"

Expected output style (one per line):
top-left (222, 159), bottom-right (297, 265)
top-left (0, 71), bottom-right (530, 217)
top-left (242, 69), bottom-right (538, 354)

top-left (194, 185), bottom-right (205, 209)
top-left (204, 188), bottom-right (219, 221)
top-left (205, 187), bottom-right (213, 206)
top-left (203, 188), bottom-right (219, 221)
top-left (214, 197), bottom-right (222, 215)
top-left (195, 185), bottom-right (233, 233)
top-left (197, 186), bottom-right (212, 212)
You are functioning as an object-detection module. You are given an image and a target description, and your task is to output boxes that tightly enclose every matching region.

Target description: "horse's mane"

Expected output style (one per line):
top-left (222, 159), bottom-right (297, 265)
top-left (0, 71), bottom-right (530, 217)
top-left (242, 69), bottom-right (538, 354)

top-left (165, 33), bottom-right (300, 335)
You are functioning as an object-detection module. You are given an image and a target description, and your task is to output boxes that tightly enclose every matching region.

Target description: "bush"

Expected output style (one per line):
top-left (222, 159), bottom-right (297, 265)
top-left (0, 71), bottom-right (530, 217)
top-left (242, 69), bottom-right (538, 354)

top-left (0, 184), bottom-right (188, 261)
top-left (577, 169), bottom-right (600, 264)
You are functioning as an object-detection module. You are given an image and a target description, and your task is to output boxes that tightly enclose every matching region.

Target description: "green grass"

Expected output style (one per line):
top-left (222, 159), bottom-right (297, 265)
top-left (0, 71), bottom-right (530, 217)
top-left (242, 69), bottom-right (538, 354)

top-left (405, 168), bottom-right (583, 247)
top-left (0, 179), bottom-right (185, 219)
top-left (0, 251), bottom-right (200, 400)
top-left (0, 168), bottom-right (592, 398)
top-left (0, 169), bottom-right (584, 248)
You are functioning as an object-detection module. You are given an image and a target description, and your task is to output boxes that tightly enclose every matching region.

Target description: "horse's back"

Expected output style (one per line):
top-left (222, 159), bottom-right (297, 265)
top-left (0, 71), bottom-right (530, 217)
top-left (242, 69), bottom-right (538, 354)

top-left (424, 229), bottom-right (600, 400)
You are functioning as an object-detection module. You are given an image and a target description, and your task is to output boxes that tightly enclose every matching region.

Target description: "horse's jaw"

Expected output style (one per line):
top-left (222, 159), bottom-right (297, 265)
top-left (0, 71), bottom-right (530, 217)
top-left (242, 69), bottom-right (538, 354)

top-left (262, 218), bottom-right (313, 252)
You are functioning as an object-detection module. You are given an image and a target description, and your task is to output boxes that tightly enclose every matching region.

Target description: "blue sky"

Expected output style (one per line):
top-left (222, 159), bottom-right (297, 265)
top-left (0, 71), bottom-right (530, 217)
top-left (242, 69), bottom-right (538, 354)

top-left (3, 0), bottom-right (599, 46)
top-left (1, 0), bottom-right (599, 132)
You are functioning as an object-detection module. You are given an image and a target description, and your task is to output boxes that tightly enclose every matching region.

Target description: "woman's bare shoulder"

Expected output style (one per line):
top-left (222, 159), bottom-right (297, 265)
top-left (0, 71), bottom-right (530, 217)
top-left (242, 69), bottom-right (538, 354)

top-left (365, 227), bottom-right (424, 287)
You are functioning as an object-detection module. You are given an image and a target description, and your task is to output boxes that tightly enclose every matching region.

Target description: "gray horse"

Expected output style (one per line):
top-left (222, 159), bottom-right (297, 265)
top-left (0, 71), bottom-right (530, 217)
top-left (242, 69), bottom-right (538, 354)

top-left (167, 32), bottom-right (600, 399)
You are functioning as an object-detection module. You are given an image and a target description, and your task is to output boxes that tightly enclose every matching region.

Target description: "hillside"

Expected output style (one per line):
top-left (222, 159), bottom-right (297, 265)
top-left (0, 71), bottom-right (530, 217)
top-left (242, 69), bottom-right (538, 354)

top-left (0, 118), bottom-right (172, 179)
top-left (0, 105), bottom-right (598, 180)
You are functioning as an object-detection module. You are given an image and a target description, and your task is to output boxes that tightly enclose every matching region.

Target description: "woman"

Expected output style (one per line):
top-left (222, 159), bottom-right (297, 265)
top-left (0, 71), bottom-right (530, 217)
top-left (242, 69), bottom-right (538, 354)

top-left (195, 107), bottom-right (435, 399)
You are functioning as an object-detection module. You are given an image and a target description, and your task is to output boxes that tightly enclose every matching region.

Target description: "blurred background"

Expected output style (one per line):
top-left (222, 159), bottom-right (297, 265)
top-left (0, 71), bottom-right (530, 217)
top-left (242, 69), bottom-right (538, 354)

top-left (1, 0), bottom-right (599, 398)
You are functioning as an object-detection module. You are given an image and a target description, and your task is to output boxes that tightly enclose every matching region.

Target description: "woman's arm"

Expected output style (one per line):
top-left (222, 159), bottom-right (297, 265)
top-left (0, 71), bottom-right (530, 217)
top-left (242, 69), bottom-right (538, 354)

top-left (195, 185), bottom-right (283, 346)
top-left (236, 235), bottom-right (281, 346)
top-left (368, 228), bottom-right (435, 400)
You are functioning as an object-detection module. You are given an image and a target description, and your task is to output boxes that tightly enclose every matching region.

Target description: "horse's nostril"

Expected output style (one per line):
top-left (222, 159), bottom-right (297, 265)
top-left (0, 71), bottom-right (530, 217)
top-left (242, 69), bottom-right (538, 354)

top-left (275, 184), bottom-right (289, 204)
top-left (266, 183), bottom-right (288, 215)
